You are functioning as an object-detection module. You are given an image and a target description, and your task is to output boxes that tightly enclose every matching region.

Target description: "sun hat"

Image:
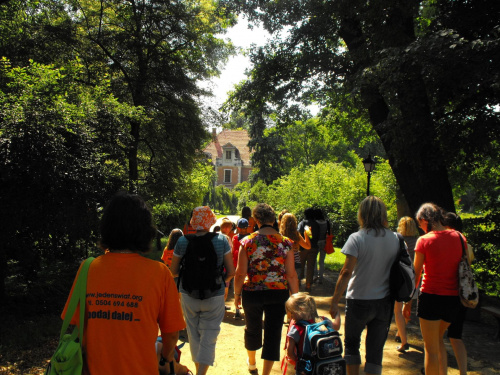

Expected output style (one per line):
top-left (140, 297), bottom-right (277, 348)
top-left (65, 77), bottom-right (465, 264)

top-left (190, 206), bottom-right (217, 231)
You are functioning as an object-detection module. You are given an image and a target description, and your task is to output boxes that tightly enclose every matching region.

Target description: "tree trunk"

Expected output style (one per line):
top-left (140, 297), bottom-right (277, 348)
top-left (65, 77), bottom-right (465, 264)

top-left (396, 187), bottom-right (412, 219)
top-left (128, 119), bottom-right (140, 194)
top-left (339, 6), bottom-right (456, 215)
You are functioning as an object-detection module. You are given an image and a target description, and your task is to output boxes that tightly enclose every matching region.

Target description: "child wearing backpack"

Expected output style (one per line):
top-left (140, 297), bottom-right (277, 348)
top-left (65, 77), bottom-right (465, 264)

top-left (283, 292), bottom-right (342, 375)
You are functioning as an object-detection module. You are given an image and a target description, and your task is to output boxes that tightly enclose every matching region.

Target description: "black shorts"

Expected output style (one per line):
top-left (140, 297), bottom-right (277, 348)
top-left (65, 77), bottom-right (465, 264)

top-left (447, 304), bottom-right (467, 339)
top-left (417, 292), bottom-right (461, 323)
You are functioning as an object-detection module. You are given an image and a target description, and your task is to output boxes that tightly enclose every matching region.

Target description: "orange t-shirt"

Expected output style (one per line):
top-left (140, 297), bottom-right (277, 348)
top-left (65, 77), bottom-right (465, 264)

top-left (161, 247), bottom-right (174, 267)
top-left (62, 253), bottom-right (185, 375)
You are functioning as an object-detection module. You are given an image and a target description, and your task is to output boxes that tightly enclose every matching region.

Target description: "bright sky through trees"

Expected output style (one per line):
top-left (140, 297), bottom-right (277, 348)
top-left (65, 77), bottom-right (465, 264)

top-left (202, 18), bottom-right (270, 109)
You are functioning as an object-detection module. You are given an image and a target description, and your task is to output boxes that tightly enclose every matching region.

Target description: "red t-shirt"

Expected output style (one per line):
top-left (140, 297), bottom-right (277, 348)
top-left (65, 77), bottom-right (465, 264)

top-left (416, 230), bottom-right (465, 296)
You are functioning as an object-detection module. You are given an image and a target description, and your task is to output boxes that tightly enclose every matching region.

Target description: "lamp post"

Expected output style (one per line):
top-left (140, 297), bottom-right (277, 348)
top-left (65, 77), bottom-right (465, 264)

top-left (362, 153), bottom-right (376, 196)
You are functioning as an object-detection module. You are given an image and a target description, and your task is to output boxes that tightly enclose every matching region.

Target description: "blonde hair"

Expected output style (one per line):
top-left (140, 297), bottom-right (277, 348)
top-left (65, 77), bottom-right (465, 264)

top-left (397, 216), bottom-right (419, 237)
top-left (357, 196), bottom-right (388, 235)
top-left (280, 213), bottom-right (300, 242)
top-left (285, 292), bottom-right (319, 321)
top-left (278, 209), bottom-right (289, 224)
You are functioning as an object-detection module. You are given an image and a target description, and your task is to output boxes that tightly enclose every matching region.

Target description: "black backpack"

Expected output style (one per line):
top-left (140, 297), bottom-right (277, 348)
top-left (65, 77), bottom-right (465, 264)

top-left (178, 233), bottom-right (224, 300)
top-left (389, 233), bottom-right (416, 302)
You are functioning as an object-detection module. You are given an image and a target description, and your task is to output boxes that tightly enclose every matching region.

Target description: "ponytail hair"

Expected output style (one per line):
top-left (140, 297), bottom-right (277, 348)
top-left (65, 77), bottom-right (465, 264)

top-left (415, 203), bottom-right (445, 232)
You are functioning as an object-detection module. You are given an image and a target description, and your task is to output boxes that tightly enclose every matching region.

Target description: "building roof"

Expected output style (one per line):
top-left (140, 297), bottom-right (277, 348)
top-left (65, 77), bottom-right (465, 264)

top-left (204, 129), bottom-right (252, 165)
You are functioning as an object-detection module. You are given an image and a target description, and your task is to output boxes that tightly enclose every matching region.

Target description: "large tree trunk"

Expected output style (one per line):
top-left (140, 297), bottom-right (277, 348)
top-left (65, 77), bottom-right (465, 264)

top-left (339, 5), bottom-right (456, 215)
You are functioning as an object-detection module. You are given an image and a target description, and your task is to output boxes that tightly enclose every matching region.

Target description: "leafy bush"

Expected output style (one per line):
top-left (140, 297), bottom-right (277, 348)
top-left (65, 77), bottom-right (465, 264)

top-left (264, 159), bottom-right (397, 245)
top-left (463, 210), bottom-right (500, 298)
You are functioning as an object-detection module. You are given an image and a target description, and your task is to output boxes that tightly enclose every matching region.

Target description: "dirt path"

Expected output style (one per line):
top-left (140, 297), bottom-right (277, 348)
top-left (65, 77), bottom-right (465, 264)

top-left (177, 270), bottom-right (500, 375)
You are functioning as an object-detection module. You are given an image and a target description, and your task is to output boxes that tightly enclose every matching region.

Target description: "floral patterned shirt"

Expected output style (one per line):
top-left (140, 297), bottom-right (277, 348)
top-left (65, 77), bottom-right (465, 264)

top-left (240, 232), bottom-right (293, 291)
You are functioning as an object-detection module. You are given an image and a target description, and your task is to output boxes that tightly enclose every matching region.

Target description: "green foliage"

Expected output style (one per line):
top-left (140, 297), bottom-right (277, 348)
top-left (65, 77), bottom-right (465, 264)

top-left (264, 159), bottom-right (397, 245)
top-left (463, 210), bottom-right (500, 298)
top-left (228, 0), bottom-right (500, 216)
top-left (203, 184), bottom-right (239, 215)
top-left (153, 160), bottom-right (215, 234)
top-left (0, 59), bottom-right (142, 298)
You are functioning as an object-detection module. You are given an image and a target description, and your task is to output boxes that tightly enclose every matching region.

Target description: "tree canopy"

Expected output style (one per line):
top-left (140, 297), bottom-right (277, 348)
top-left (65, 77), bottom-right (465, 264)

top-left (224, 0), bottom-right (500, 215)
top-left (0, 0), bottom-right (237, 300)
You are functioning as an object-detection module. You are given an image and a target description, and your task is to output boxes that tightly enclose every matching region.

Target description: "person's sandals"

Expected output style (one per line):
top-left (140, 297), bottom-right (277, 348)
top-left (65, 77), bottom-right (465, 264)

top-left (247, 359), bottom-right (258, 375)
top-left (397, 343), bottom-right (410, 353)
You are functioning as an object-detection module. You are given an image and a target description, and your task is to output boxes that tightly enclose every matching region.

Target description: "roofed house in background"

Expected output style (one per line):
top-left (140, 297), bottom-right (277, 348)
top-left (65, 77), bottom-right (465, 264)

top-left (203, 129), bottom-right (253, 188)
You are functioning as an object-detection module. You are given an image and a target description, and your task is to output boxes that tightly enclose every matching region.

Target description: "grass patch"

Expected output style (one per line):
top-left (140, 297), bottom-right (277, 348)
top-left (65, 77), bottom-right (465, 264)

top-left (323, 248), bottom-right (345, 273)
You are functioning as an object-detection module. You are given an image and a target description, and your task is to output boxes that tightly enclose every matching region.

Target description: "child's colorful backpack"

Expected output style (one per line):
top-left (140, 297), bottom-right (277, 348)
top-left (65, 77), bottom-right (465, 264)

top-left (296, 320), bottom-right (346, 375)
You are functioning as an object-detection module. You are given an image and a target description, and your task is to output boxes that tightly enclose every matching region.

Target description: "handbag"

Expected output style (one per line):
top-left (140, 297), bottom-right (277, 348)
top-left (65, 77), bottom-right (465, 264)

top-left (457, 233), bottom-right (479, 309)
top-left (46, 257), bottom-right (95, 375)
top-left (324, 234), bottom-right (335, 255)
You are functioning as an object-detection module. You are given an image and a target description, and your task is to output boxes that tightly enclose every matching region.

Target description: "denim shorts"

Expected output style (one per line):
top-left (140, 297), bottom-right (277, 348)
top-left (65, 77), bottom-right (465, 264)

top-left (344, 297), bottom-right (392, 375)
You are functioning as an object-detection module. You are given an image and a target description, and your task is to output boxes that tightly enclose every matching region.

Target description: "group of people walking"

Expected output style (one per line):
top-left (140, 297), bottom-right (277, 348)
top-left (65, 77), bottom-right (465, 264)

top-left (61, 192), bottom-right (472, 375)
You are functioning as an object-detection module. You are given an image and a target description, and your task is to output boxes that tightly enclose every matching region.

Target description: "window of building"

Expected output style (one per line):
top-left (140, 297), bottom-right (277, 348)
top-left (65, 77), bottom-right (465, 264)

top-left (224, 169), bottom-right (232, 183)
top-left (226, 150), bottom-right (232, 160)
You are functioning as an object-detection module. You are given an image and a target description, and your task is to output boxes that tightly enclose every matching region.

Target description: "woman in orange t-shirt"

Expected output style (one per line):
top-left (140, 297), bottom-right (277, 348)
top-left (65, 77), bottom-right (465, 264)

top-left (62, 193), bottom-right (185, 375)
top-left (161, 228), bottom-right (184, 268)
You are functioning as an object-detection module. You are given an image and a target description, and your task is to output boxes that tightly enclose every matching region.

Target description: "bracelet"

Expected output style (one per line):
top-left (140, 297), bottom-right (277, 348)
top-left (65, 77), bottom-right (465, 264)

top-left (235, 292), bottom-right (241, 296)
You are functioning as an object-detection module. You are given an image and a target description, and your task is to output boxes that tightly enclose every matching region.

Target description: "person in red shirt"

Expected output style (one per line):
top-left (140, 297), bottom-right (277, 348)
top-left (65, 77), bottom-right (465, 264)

top-left (405, 203), bottom-right (465, 375)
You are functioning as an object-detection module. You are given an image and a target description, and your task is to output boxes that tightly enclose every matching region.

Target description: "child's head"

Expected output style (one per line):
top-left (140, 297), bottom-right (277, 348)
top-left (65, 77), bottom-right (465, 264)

top-left (280, 213), bottom-right (299, 242)
top-left (166, 228), bottom-right (183, 250)
top-left (285, 292), bottom-right (318, 321)
top-left (237, 218), bottom-right (249, 235)
top-left (220, 218), bottom-right (234, 235)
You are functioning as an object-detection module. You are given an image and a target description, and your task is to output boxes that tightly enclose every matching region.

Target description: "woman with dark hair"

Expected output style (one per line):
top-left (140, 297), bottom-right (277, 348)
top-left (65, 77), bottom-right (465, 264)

top-left (62, 192), bottom-right (185, 374)
top-left (330, 196), bottom-right (399, 375)
top-left (234, 203), bottom-right (299, 375)
top-left (161, 228), bottom-right (184, 268)
top-left (405, 204), bottom-right (467, 375)
top-left (242, 206), bottom-right (257, 232)
top-left (297, 207), bottom-right (320, 293)
top-left (313, 208), bottom-right (330, 285)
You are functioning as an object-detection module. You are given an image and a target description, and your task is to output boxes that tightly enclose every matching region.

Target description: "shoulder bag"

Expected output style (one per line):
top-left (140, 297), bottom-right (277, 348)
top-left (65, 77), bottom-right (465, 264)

top-left (46, 257), bottom-right (95, 375)
top-left (457, 233), bottom-right (479, 308)
top-left (324, 234), bottom-right (335, 255)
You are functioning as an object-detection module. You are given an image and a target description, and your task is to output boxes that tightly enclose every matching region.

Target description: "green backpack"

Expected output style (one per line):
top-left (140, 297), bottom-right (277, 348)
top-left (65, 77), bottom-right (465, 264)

top-left (46, 257), bottom-right (94, 375)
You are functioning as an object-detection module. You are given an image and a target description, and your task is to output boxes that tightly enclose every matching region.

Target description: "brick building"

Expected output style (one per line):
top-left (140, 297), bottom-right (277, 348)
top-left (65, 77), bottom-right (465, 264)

top-left (203, 129), bottom-right (253, 188)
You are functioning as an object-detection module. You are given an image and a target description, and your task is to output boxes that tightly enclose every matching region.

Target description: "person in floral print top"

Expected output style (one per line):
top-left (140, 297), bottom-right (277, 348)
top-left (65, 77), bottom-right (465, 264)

top-left (234, 203), bottom-right (299, 375)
